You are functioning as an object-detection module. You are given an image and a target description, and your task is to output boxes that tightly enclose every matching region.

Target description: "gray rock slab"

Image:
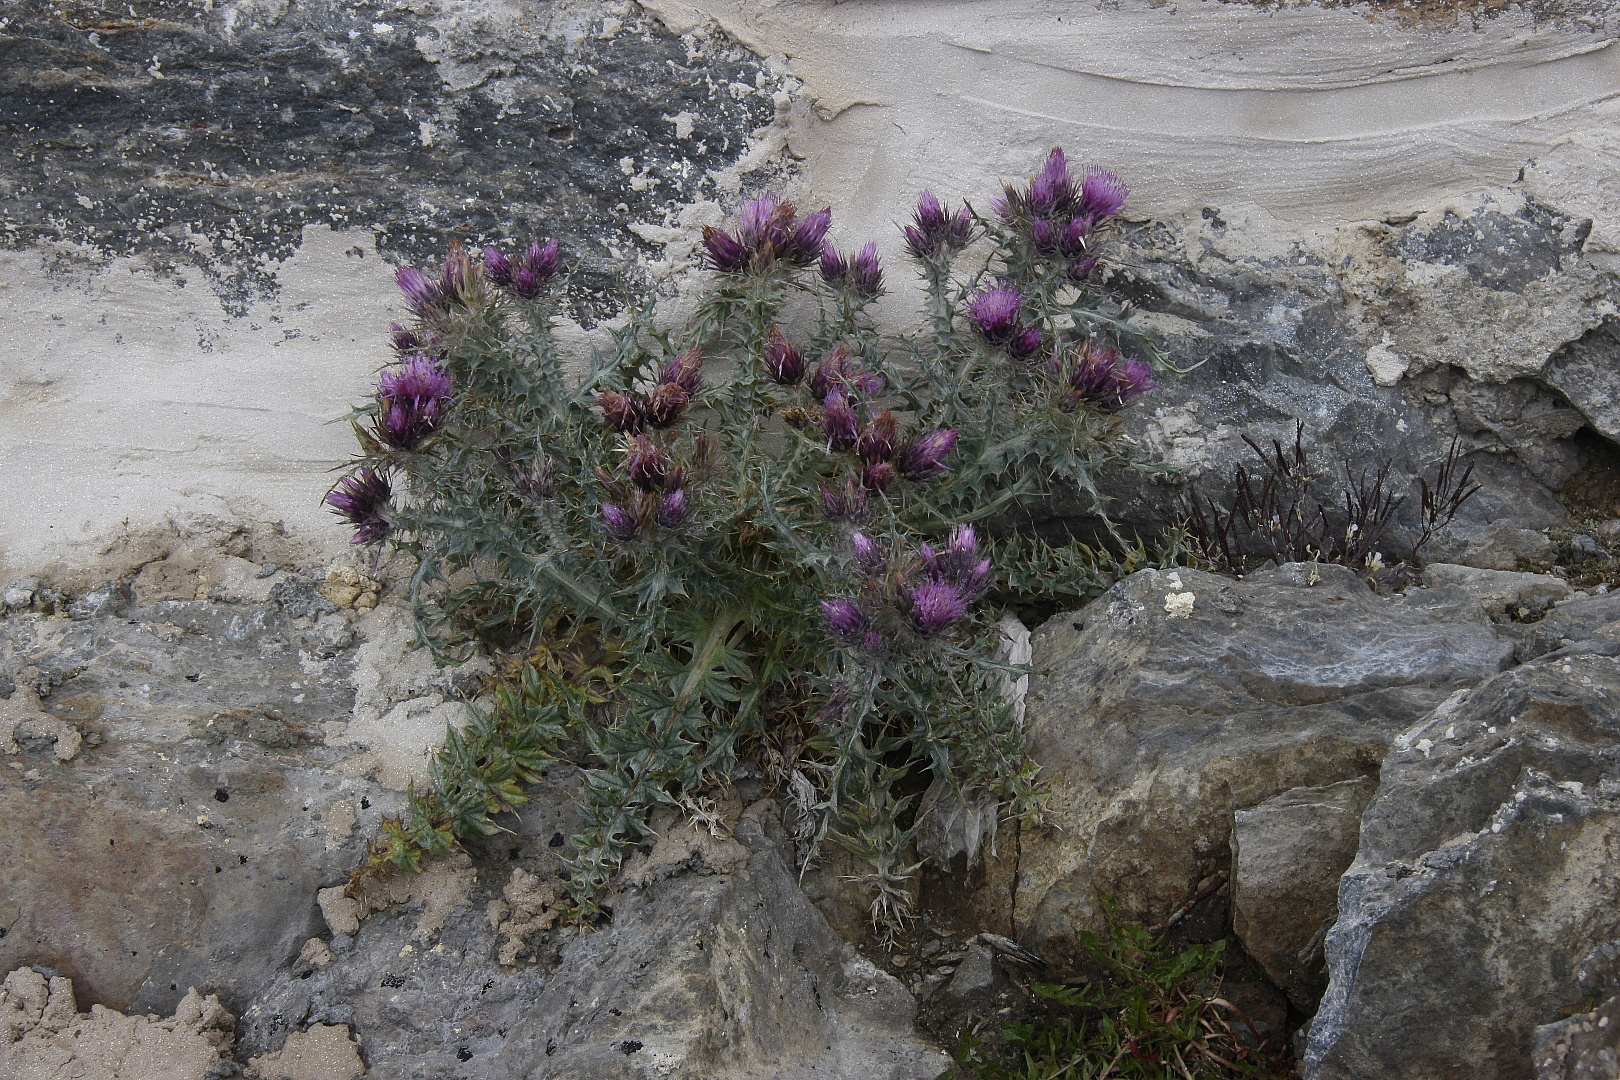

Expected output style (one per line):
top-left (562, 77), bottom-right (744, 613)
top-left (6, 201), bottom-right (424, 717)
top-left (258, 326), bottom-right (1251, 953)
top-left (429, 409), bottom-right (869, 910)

top-left (1306, 652), bottom-right (1620, 1079)
top-left (493, 813), bottom-right (948, 1080)
top-left (0, 599), bottom-right (382, 1017)
top-left (1000, 563), bottom-right (1513, 963)
top-left (1231, 776), bottom-right (1376, 1012)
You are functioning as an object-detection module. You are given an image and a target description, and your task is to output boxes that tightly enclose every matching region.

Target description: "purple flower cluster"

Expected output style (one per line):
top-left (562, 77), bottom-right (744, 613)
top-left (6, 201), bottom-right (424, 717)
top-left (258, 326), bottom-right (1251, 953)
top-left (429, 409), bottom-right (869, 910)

top-left (995, 148), bottom-right (1127, 282)
top-left (1056, 341), bottom-right (1155, 413)
top-left (395, 243), bottom-right (481, 319)
top-left (815, 390), bottom-right (955, 493)
top-left (596, 348), bottom-right (705, 433)
top-left (484, 239), bottom-right (561, 299)
top-left (819, 525), bottom-right (991, 652)
top-left (600, 434), bottom-right (693, 542)
top-left (376, 355), bottom-right (453, 450)
top-left (702, 194), bottom-right (831, 274)
top-left (966, 280), bottom-right (1043, 360)
top-left (904, 526), bottom-right (991, 636)
top-left (903, 190), bottom-right (973, 260)
top-left (326, 468), bottom-right (393, 545)
top-left (819, 242), bottom-right (883, 300)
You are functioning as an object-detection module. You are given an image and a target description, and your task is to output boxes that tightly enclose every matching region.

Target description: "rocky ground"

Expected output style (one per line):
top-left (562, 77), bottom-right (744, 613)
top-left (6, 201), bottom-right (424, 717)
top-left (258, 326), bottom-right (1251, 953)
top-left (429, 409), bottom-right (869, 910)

top-left (8, 521), bottom-right (1620, 1078)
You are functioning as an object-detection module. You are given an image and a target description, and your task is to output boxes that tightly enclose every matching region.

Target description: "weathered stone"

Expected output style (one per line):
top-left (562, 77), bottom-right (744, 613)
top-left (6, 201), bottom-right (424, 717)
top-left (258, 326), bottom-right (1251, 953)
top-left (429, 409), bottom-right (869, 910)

top-left (1428, 520), bottom-right (1562, 572)
top-left (998, 563), bottom-right (1513, 965)
top-left (0, 968), bottom-right (236, 1080)
top-left (1231, 776), bottom-right (1376, 1012)
top-left (1542, 318), bottom-right (1620, 445)
top-left (1422, 562), bottom-right (1573, 618)
top-left (492, 810), bottom-right (948, 1080)
top-left (248, 1021), bottom-right (365, 1080)
top-left (0, 597), bottom-right (378, 1017)
top-left (1533, 994), bottom-right (1620, 1080)
top-left (1306, 652), bottom-right (1620, 1079)
top-left (1516, 596), bottom-right (1620, 661)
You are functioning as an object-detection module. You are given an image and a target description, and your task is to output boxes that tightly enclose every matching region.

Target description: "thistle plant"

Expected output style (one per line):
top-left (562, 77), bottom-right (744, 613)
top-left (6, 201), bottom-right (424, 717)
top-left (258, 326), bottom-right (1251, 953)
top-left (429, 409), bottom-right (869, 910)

top-left (330, 148), bottom-right (1167, 930)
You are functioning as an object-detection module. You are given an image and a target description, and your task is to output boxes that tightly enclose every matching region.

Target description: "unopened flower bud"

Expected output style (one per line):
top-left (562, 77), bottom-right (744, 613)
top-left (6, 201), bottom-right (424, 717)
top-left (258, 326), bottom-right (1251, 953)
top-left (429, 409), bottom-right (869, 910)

top-left (597, 389), bottom-right (646, 434)
top-left (602, 503), bottom-right (638, 541)
top-left (763, 329), bottom-right (806, 386)
top-left (646, 382), bottom-right (691, 428)
top-left (851, 532), bottom-right (886, 574)
top-left (656, 488), bottom-right (690, 529)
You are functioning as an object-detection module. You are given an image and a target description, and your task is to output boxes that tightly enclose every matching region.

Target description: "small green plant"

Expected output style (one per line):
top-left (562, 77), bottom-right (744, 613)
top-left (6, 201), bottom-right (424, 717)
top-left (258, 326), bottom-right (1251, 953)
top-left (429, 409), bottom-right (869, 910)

top-left (330, 149), bottom-right (1171, 928)
top-left (945, 917), bottom-right (1287, 1079)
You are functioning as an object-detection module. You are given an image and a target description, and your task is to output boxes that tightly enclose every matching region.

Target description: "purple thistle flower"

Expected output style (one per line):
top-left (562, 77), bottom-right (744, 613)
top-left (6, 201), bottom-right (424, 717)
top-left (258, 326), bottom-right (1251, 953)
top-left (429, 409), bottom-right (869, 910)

top-left (922, 525), bottom-right (992, 599)
top-left (326, 468), bottom-right (393, 545)
top-left (1061, 216), bottom-right (1093, 257)
top-left (1031, 218), bottom-right (1059, 254)
top-left (659, 348), bottom-right (704, 394)
top-left (700, 225), bottom-right (747, 272)
top-left (526, 238), bottom-right (561, 279)
top-left (966, 281), bottom-right (1025, 346)
top-left (851, 532), bottom-right (886, 574)
top-left (906, 579), bottom-right (969, 637)
top-left (861, 462), bottom-right (898, 492)
top-left (483, 246), bottom-right (513, 286)
top-left (1063, 342), bottom-right (1155, 412)
top-left (1066, 256), bottom-right (1098, 284)
top-left (1079, 166), bottom-right (1129, 218)
top-left (789, 208), bottom-right (832, 265)
top-left (855, 409), bottom-right (899, 464)
top-left (904, 190), bottom-right (974, 260)
top-left (763, 329), bottom-right (806, 386)
top-left (395, 265), bottom-right (441, 317)
top-left (656, 488), bottom-right (690, 529)
top-left (388, 322), bottom-right (427, 354)
top-left (624, 436), bottom-right (670, 492)
top-left (1009, 327), bottom-right (1044, 362)
top-left (820, 388), bottom-right (860, 451)
top-left (896, 428), bottom-right (957, 481)
top-left (377, 356), bottom-right (453, 450)
top-left (820, 479), bottom-right (873, 524)
top-left (438, 244), bottom-right (477, 306)
top-left (850, 242), bottom-right (883, 299)
top-left (819, 243), bottom-right (847, 286)
top-left (646, 382), bottom-right (691, 428)
top-left (820, 598), bottom-right (870, 644)
top-left (1027, 147), bottom-right (1077, 219)
top-left (597, 389), bottom-right (646, 434)
top-left (1117, 355), bottom-right (1156, 401)
top-left (602, 503), bottom-right (639, 542)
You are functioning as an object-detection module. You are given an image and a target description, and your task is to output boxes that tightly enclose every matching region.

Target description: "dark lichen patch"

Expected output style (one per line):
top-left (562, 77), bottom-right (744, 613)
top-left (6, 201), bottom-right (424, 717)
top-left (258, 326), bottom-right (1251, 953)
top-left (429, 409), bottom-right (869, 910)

top-left (0, 0), bottom-right (783, 320)
top-left (1394, 203), bottom-right (1589, 293)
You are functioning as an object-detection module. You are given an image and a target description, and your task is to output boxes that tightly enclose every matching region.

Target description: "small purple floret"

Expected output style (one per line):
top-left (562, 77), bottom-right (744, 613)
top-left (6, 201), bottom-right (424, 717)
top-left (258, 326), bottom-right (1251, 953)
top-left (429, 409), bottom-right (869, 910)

top-left (656, 488), bottom-right (690, 529)
top-left (966, 282), bottom-right (1024, 346)
top-left (820, 598), bottom-right (870, 644)
top-left (906, 580), bottom-right (968, 637)
top-left (763, 329), bottom-right (805, 386)
top-left (820, 479), bottom-right (873, 525)
top-left (1079, 167), bottom-right (1129, 218)
top-left (377, 356), bottom-right (453, 450)
top-left (659, 348), bottom-right (704, 395)
top-left (820, 388), bottom-right (861, 451)
top-left (395, 266), bottom-right (441, 316)
top-left (851, 532), bottom-right (885, 574)
top-left (326, 468), bottom-right (393, 545)
top-left (602, 503), bottom-right (639, 542)
top-left (896, 428), bottom-right (957, 482)
top-left (597, 390), bottom-right (646, 434)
